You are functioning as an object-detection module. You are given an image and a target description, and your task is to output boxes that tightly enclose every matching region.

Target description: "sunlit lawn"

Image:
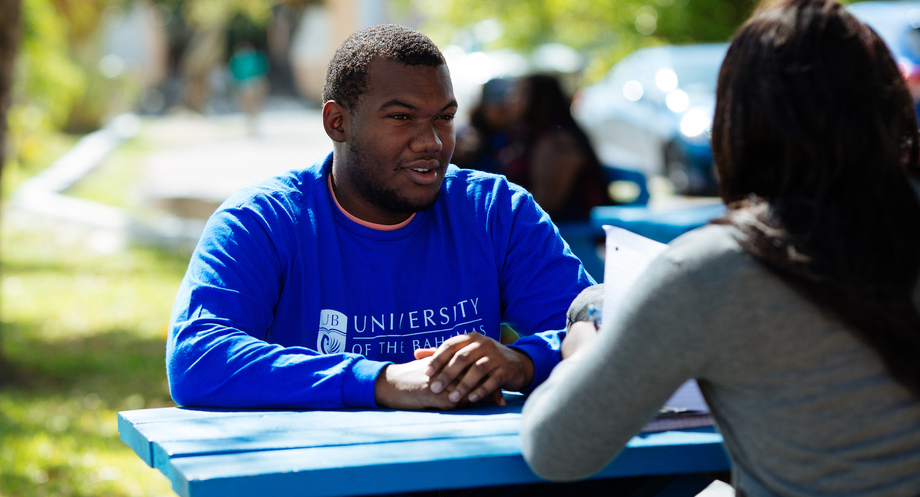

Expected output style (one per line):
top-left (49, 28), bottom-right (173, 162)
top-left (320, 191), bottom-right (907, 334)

top-left (0, 130), bottom-right (186, 496)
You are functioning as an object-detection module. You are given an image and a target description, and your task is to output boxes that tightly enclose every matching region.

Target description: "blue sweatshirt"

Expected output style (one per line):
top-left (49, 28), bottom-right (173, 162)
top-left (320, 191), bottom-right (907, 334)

top-left (167, 152), bottom-right (595, 409)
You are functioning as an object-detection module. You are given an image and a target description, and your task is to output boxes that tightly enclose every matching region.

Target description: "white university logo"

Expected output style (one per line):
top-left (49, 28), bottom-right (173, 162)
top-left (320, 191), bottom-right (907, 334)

top-left (317, 309), bottom-right (347, 354)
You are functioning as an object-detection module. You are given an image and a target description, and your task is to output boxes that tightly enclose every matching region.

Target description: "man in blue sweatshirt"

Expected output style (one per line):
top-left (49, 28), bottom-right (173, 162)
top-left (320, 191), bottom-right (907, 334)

top-left (166, 24), bottom-right (595, 410)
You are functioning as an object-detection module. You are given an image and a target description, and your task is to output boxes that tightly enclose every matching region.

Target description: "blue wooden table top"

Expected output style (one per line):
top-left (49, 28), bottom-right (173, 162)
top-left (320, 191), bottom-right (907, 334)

top-left (119, 395), bottom-right (730, 497)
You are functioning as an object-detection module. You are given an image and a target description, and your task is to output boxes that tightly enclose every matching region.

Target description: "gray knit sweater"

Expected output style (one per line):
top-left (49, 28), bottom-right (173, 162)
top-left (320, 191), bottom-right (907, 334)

top-left (522, 223), bottom-right (920, 496)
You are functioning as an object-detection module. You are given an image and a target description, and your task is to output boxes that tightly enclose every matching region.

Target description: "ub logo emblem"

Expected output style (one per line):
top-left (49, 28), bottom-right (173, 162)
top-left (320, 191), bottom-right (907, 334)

top-left (317, 310), bottom-right (347, 354)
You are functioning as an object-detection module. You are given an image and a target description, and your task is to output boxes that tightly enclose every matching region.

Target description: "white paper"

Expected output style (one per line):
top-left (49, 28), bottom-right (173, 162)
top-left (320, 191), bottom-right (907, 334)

top-left (601, 225), bottom-right (668, 326)
top-left (601, 226), bottom-right (711, 417)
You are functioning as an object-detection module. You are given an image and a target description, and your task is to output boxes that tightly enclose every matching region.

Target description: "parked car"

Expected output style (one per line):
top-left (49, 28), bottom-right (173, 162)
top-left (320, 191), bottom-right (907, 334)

top-left (573, 43), bottom-right (728, 195)
top-left (848, 1), bottom-right (920, 105)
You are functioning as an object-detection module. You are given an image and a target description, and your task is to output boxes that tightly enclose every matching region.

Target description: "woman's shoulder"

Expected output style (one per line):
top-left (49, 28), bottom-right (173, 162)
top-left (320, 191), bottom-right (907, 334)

top-left (647, 222), bottom-right (780, 301)
top-left (665, 223), bottom-right (747, 268)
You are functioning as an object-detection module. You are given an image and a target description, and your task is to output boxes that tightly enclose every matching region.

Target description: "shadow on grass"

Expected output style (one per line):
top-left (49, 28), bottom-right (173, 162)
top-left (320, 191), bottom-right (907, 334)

top-left (0, 324), bottom-right (178, 497)
top-left (0, 323), bottom-right (173, 408)
top-left (0, 353), bottom-right (23, 386)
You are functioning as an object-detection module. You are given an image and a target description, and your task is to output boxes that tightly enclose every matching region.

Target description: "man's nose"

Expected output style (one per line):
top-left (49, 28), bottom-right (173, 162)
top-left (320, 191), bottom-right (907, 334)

top-left (410, 123), bottom-right (443, 153)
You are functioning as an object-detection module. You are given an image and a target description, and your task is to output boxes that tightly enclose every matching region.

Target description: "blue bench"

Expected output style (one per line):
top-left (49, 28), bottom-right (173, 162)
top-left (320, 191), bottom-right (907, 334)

top-left (603, 165), bottom-right (652, 207)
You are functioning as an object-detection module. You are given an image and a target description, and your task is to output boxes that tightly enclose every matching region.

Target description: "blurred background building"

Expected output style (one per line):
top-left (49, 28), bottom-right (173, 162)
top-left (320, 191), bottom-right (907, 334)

top-left (112, 0), bottom-right (410, 114)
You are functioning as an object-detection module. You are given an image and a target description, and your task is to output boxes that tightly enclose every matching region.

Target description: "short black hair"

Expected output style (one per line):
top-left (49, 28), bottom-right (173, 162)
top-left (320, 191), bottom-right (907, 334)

top-left (321, 24), bottom-right (446, 111)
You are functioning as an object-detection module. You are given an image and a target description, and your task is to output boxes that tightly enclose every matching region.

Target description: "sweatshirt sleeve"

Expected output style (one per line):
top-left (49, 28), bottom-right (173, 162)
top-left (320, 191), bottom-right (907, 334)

top-left (497, 189), bottom-right (596, 392)
top-left (166, 203), bottom-right (388, 410)
top-left (519, 246), bottom-right (718, 481)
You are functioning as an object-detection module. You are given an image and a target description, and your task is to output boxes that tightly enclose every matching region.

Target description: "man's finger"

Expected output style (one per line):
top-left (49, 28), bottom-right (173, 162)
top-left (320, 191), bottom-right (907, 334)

top-left (483, 388), bottom-right (506, 406)
top-left (375, 359), bottom-right (461, 411)
top-left (424, 335), bottom-right (470, 377)
top-left (414, 347), bottom-right (436, 360)
top-left (446, 354), bottom-right (497, 403)
top-left (470, 379), bottom-right (506, 406)
top-left (425, 334), bottom-right (483, 392)
top-left (431, 340), bottom-right (485, 394)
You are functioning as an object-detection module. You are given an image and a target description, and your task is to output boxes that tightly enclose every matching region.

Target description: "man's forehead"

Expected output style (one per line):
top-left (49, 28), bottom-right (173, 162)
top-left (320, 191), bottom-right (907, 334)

top-left (363, 57), bottom-right (454, 102)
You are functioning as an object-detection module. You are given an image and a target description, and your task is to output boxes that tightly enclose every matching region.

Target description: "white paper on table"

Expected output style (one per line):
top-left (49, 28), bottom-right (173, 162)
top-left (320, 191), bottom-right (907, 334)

top-left (601, 225), bottom-right (711, 421)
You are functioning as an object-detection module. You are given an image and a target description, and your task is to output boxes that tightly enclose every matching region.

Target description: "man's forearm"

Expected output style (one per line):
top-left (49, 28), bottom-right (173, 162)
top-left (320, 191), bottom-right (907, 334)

top-left (168, 323), bottom-right (386, 409)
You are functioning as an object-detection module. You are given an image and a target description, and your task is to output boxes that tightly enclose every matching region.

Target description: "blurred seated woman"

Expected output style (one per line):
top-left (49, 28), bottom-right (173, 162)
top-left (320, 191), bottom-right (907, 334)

top-left (502, 74), bottom-right (612, 221)
top-left (453, 77), bottom-right (516, 174)
top-left (521, 0), bottom-right (920, 495)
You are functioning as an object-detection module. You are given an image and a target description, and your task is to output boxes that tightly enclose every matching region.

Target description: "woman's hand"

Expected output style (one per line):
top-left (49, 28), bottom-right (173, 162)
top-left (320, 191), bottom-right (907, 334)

top-left (561, 321), bottom-right (599, 360)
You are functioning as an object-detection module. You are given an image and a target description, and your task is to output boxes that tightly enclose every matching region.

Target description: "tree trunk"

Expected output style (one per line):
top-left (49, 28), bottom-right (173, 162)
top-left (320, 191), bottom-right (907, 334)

top-left (0, 0), bottom-right (22, 382)
top-left (0, 0), bottom-right (19, 171)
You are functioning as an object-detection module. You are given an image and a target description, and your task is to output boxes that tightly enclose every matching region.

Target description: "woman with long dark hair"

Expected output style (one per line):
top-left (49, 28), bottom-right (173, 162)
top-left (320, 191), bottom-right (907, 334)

top-left (502, 74), bottom-right (612, 221)
top-left (520, 1), bottom-right (920, 495)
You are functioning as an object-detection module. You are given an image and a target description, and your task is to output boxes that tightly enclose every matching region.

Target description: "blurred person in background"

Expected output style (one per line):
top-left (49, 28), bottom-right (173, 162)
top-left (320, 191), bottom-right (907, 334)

top-left (229, 41), bottom-right (269, 135)
top-left (453, 77), bottom-right (516, 174)
top-left (503, 74), bottom-right (612, 222)
top-left (521, 0), bottom-right (920, 495)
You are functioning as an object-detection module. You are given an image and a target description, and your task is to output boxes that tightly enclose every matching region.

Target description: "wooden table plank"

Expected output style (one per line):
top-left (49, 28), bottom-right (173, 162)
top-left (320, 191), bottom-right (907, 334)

top-left (122, 404), bottom-right (526, 471)
top-left (160, 430), bottom-right (727, 497)
top-left (151, 417), bottom-right (523, 470)
top-left (135, 407), bottom-right (522, 446)
top-left (168, 434), bottom-right (528, 497)
top-left (118, 413), bottom-right (156, 467)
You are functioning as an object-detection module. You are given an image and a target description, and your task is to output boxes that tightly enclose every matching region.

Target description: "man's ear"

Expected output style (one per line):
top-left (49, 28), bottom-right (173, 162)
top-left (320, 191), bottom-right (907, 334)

top-left (322, 101), bottom-right (347, 143)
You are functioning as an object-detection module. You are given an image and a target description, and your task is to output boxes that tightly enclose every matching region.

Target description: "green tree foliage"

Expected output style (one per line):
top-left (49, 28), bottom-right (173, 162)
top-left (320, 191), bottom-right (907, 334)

top-left (4, 0), bottom-right (88, 197)
top-left (13, 0), bottom-right (86, 134)
top-left (415, 0), bottom-right (760, 82)
top-left (9, 0), bottom-right (142, 187)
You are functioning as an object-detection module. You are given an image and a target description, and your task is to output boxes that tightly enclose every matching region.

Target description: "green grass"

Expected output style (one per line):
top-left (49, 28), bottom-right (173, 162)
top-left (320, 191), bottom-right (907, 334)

top-left (1, 129), bottom-right (189, 496)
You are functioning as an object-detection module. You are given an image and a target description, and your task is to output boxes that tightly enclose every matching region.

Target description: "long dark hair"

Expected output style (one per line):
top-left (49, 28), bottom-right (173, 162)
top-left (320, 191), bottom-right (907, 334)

top-left (520, 74), bottom-right (594, 153)
top-left (711, 0), bottom-right (920, 394)
top-left (515, 74), bottom-right (611, 218)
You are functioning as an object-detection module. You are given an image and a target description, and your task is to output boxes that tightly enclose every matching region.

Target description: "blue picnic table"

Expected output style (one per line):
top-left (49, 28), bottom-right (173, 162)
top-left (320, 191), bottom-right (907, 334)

top-left (119, 393), bottom-right (730, 497)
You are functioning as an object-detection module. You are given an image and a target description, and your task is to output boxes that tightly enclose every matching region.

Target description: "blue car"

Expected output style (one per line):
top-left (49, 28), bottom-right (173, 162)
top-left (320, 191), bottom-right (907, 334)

top-left (573, 43), bottom-right (728, 196)
top-left (575, 5), bottom-right (920, 197)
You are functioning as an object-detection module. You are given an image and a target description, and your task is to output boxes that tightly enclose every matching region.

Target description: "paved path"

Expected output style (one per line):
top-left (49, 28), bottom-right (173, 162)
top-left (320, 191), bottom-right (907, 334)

top-left (141, 102), bottom-right (331, 219)
top-left (9, 98), bottom-right (333, 252)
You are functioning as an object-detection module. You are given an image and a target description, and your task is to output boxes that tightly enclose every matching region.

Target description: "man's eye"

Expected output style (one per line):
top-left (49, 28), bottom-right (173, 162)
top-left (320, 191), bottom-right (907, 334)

top-left (391, 114), bottom-right (410, 120)
top-left (439, 114), bottom-right (455, 121)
